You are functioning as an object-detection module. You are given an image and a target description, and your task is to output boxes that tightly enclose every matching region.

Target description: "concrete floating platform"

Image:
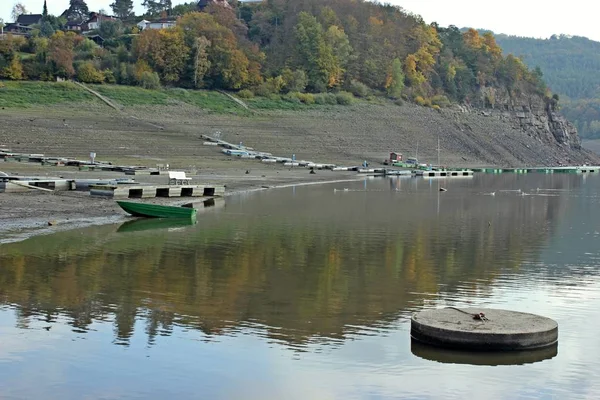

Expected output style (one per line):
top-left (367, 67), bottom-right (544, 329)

top-left (411, 308), bottom-right (558, 351)
top-left (90, 184), bottom-right (225, 199)
top-left (0, 179), bottom-right (75, 193)
top-left (415, 170), bottom-right (474, 177)
top-left (474, 166), bottom-right (600, 174)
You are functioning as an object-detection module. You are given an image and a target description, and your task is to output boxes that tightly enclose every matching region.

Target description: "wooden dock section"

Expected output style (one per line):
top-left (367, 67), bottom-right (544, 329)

top-left (90, 184), bottom-right (225, 199)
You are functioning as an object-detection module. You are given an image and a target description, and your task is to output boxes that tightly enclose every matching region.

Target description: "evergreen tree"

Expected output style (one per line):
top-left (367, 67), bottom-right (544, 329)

top-left (65, 0), bottom-right (90, 22)
top-left (43, 0), bottom-right (48, 17)
top-left (110, 0), bottom-right (135, 20)
top-left (142, 0), bottom-right (172, 16)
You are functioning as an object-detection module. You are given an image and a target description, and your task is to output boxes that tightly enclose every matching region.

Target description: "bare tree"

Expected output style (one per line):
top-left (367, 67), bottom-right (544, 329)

top-left (11, 2), bottom-right (28, 22)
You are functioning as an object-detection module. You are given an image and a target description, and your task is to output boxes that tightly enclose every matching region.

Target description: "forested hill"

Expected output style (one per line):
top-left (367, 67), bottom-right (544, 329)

top-left (493, 34), bottom-right (600, 99)
top-left (491, 34), bottom-right (600, 138)
top-left (0, 0), bottom-right (551, 110)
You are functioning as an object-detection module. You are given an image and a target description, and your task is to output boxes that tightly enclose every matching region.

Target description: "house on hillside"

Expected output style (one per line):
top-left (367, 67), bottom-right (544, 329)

top-left (64, 12), bottom-right (119, 33)
top-left (86, 12), bottom-right (118, 30)
top-left (3, 23), bottom-right (34, 36)
top-left (145, 18), bottom-right (177, 30)
top-left (85, 34), bottom-right (105, 47)
top-left (16, 14), bottom-right (43, 27)
top-left (65, 20), bottom-right (86, 31)
top-left (136, 20), bottom-right (150, 31)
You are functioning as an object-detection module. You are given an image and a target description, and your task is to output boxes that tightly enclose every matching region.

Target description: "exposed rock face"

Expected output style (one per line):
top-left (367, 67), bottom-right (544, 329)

top-left (466, 87), bottom-right (582, 151)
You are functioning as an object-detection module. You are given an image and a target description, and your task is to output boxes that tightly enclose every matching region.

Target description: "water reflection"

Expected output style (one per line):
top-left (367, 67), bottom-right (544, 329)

top-left (410, 340), bottom-right (558, 366)
top-left (2, 174), bottom-right (600, 398)
top-left (0, 174), bottom-right (586, 348)
top-left (117, 218), bottom-right (198, 233)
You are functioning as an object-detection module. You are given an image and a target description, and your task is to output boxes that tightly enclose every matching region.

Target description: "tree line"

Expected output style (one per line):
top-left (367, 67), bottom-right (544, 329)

top-left (1, 0), bottom-right (551, 108)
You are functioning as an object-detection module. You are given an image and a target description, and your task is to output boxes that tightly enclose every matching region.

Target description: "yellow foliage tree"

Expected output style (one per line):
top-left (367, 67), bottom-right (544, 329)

top-left (2, 56), bottom-right (24, 80)
top-left (77, 62), bottom-right (104, 84)
top-left (482, 32), bottom-right (502, 60)
top-left (133, 28), bottom-right (189, 83)
top-left (463, 28), bottom-right (482, 49)
top-left (404, 25), bottom-right (441, 89)
top-left (404, 53), bottom-right (425, 87)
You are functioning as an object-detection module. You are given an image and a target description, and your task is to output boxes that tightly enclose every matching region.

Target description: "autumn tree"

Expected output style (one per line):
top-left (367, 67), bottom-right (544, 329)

top-left (404, 25), bottom-right (441, 91)
top-left (325, 25), bottom-right (352, 72)
top-left (205, 2), bottom-right (248, 39)
top-left (0, 54), bottom-right (24, 80)
top-left (110, 0), bottom-right (134, 20)
top-left (134, 28), bottom-right (189, 83)
top-left (178, 12), bottom-right (251, 89)
top-left (77, 62), bottom-right (104, 83)
top-left (48, 31), bottom-right (80, 77)
top-left (294, 12), bottom-right (346, 90)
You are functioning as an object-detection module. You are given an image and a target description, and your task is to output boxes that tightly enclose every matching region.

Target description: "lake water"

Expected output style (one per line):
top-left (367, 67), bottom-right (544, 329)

top-left (1, 174), bottom-right (600, 399)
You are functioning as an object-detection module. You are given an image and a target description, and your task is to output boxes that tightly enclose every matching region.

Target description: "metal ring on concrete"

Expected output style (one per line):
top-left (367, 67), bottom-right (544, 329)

top-left (411, 308), bottom-right (558, 351)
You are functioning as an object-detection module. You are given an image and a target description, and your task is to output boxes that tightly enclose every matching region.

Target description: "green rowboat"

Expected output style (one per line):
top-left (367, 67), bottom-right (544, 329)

top-left (116, 201), bottom-right (197, 219)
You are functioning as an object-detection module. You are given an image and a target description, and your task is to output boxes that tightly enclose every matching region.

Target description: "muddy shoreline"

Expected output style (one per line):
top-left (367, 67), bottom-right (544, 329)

top-left (0, 163), bottom-right (361, 243)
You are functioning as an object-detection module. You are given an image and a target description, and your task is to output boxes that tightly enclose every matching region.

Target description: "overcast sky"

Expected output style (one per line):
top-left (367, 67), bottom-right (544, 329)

top-left (1, 0), bottom-right (599, 41)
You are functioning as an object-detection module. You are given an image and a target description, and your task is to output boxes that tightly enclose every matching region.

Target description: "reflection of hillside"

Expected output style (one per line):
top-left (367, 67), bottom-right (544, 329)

top-left (0, 175), bottom-right (581, 347)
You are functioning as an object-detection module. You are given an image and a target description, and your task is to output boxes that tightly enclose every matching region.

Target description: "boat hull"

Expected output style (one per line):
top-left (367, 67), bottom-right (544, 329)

top-left (116, 201), bottom-right (197, 219)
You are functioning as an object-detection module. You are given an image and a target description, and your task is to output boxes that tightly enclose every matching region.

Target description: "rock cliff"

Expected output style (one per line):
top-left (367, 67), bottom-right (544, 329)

top-left (463, 87), bottom-right (582, 152)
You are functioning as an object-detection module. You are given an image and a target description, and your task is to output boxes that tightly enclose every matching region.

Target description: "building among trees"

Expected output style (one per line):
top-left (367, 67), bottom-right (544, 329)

top-left (15, 14), bottom-right (43, 26)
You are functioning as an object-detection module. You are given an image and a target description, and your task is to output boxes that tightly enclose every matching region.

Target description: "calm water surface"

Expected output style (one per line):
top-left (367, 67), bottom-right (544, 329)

top-left (1, 174), bottom-right (600, 399)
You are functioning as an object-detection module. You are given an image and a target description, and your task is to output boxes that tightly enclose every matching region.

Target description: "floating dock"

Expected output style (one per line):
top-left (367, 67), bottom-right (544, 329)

top-left (473, 166), bottom-right (600, 174)
top-left (414, 170), bottom-right (474, 177)
top-left (411, 308), bottom-right (558, 351)
top-left (90, 184), bottom-right (225, 199)
top-left (0, 178), bottom-right (75, 193)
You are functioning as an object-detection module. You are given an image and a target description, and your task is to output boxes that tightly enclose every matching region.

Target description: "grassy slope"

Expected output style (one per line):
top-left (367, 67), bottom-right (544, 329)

top-left (0, 81), bottom-right (341, 114)
top-left (0, 81), bottom-right (94, 107)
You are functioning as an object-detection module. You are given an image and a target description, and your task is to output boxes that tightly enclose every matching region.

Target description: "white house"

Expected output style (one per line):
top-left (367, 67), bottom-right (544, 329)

top-left (137, 19), bottom-right (150, 30)
top-left (146, 18), bottom-right (177, 30)
top-left (87, 13), bottom-right (118, 30)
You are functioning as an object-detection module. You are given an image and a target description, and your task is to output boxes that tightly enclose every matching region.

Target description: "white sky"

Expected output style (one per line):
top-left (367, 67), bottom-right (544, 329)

top-left (0, 0), bottom-right (599, 41)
